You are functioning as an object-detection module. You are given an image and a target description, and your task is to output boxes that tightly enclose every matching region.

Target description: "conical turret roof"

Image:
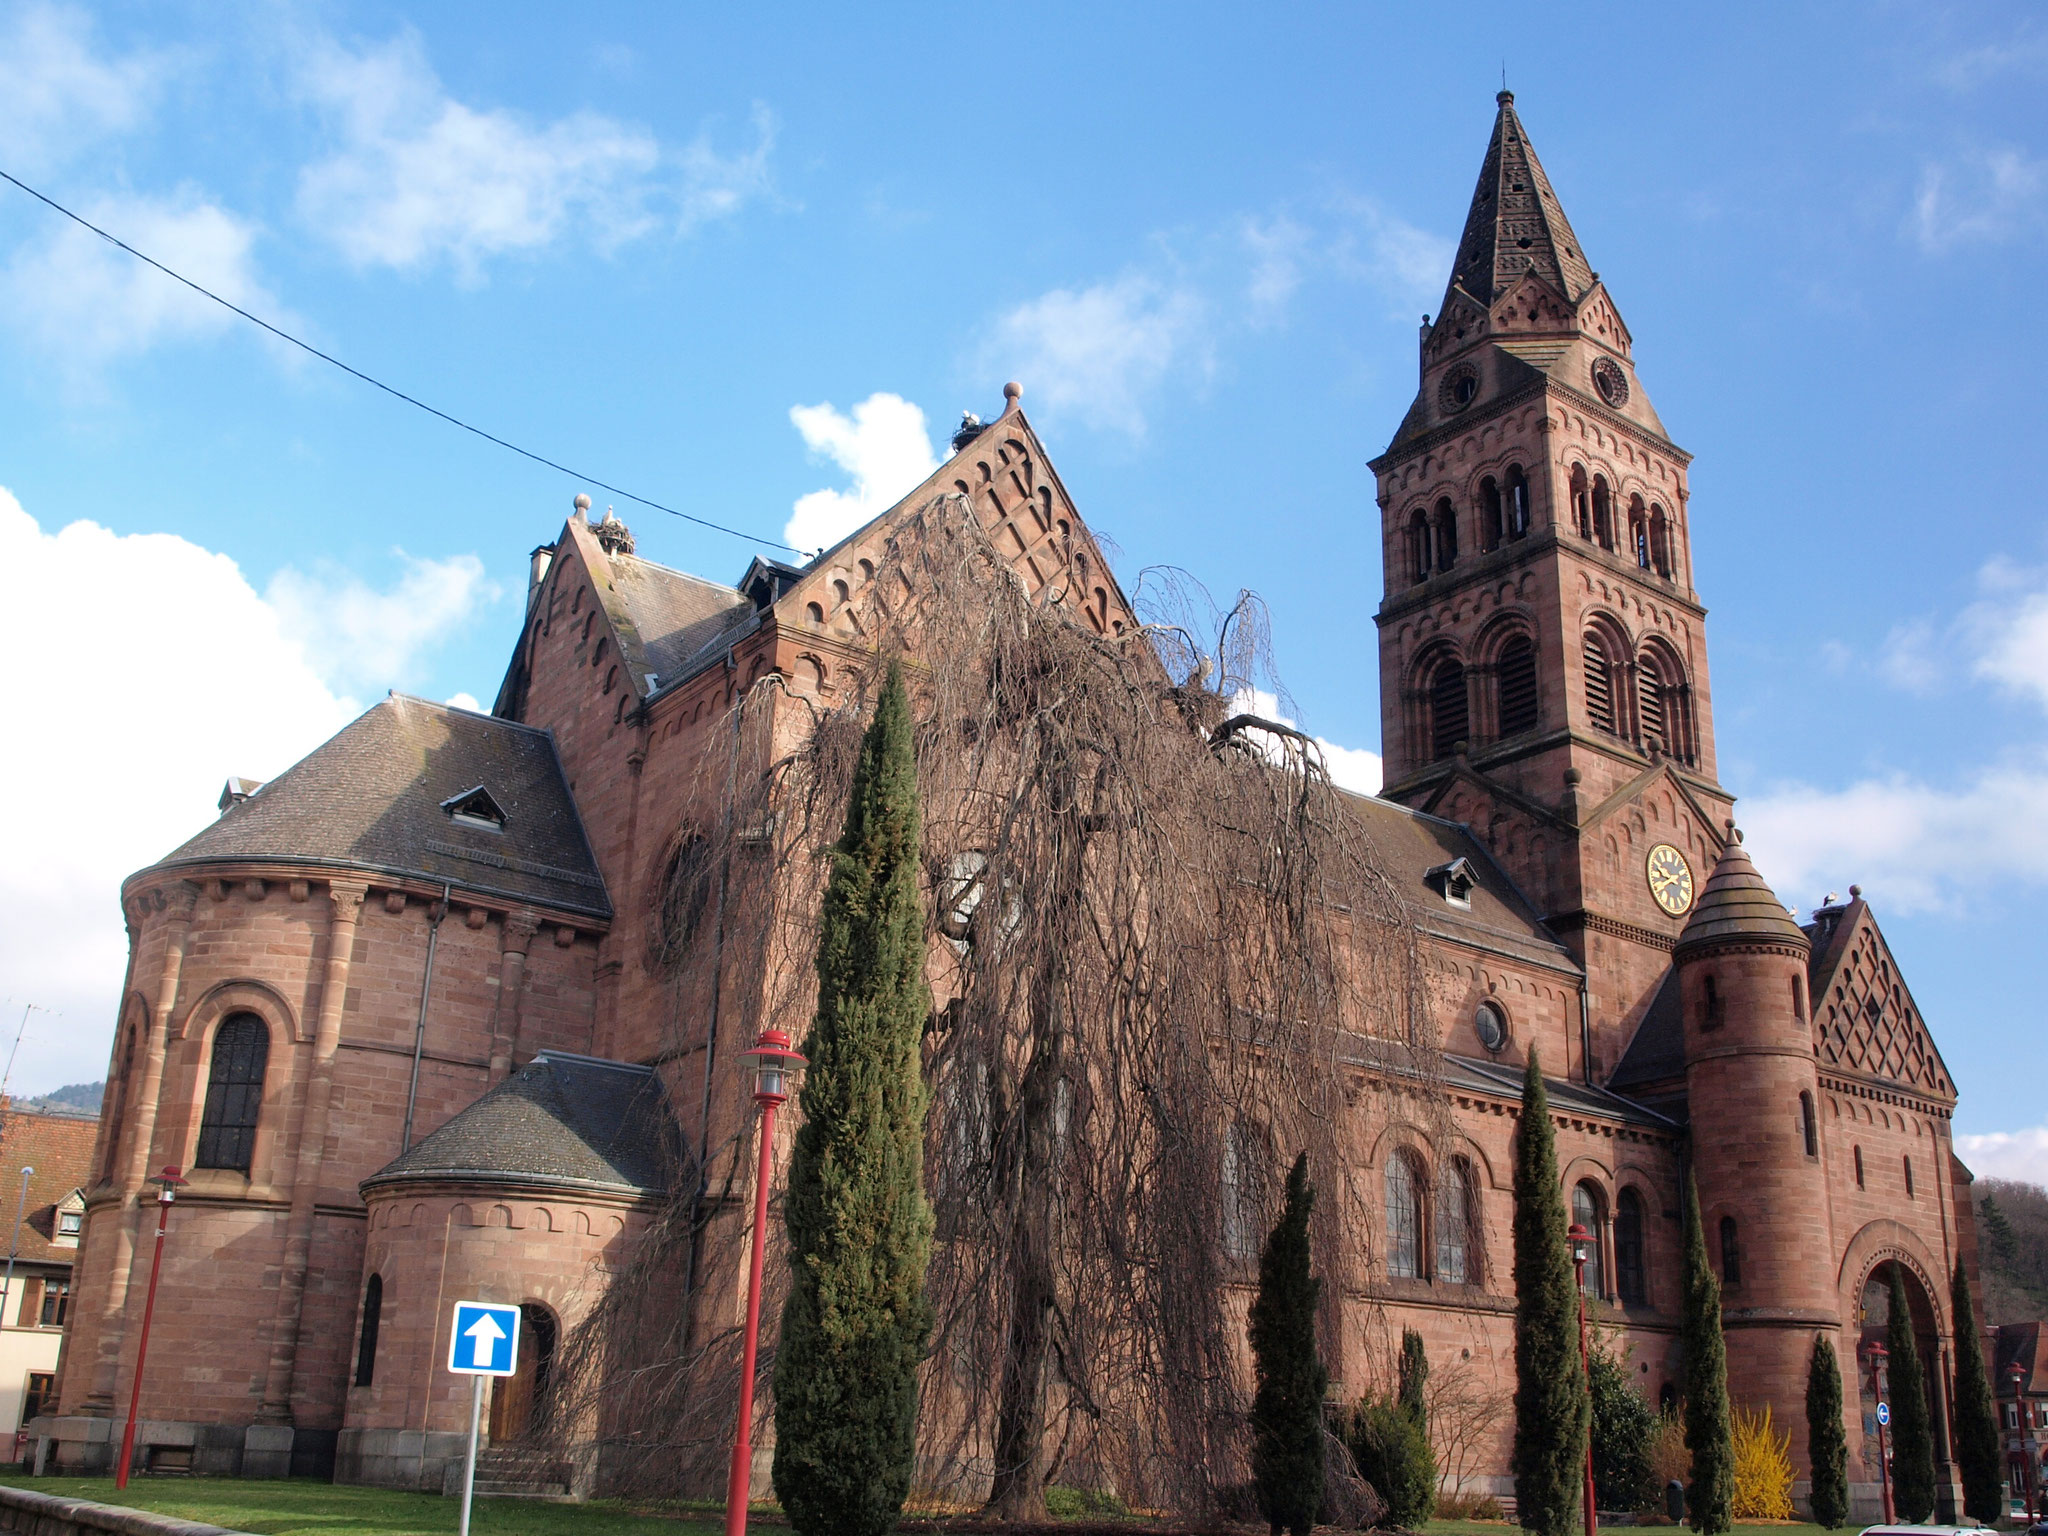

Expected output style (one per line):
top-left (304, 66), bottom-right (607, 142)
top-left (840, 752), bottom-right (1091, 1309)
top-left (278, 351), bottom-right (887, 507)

top-left (1675, 832), bottom-right (1809, 954)
top-left (1442, 91), bottom-right (1597, 312)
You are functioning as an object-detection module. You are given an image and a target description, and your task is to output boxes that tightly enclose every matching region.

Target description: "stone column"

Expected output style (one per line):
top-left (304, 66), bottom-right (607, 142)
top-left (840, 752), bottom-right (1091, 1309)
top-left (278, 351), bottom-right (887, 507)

top-left (80, 881), bottom-right (198, 1415)
top-left (255, 880), bottom-right (365, 1425)
top-left (487, 910), bottom-right (540, 1082)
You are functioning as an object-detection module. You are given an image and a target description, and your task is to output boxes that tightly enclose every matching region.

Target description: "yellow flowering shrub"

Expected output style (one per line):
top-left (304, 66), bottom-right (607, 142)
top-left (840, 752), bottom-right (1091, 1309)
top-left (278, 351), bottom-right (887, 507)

top-left (1730, 1402), bottom-right (1795, 1520)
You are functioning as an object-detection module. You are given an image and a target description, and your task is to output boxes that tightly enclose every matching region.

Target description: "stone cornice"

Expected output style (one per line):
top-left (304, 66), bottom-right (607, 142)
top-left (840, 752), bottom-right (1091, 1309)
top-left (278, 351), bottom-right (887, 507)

top-left (1816, 1070), bottom-right (1954, 1120)
top-left (122, 859), bottom-right (609, 931)
top-left (1369, 374), bottom-right (1693, 476)
top-left (1548, 908), bottom-right (1678, 953)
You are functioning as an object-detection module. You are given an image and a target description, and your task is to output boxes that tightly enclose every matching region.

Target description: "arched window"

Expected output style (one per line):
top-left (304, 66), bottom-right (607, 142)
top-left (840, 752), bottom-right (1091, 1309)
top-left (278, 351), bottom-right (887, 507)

top-left (1582, 627), bottom-right (1620, 736)
top-left (1436, 1156), bottom-right (1477, 1285)
top-left (1800, 1093), bottom-right (1818, 1158)
top-left (1592, 476), bottom-right (1615, 549)
top-left (1222, 1120), bottom-right (1267, 1261)
top-left (1636, 642), bottom-right (1697, 766)
top-left (1572, 1182), bottom-right (1607, 1299)
top-left (1615, 1189), bottom-right (1646, 1306)
top-left (1719, 1215), bottom-right (1741, 1285)
top-left (355, 1275), bottom-right (383, 1387)
top-left (1702, 974), bottom-right (1723, 1029)
top-left (1434, 498), bottom-right (1459, 571)
top-left (1854, 1145), bottom-right (1865, 1188)
top-left (1429, 659), bottom-right (1469, 760)
top-left (196, 1014), bottom-right (269, 1172)
top-left (1649, 504), bottom-right (1673, 577)
top-left (1495, 635), bottom-right (1539, 738)
top-left (1570, 465), bottom-right (1592, 540)
top-left (1630, 498), bottom-right (1651, 569)
top-left (1386, 1151), bottom-right (1424, 1279)
top-left (1480, 478), bottom-right (1504, 551)
top-left (1408, 510), bottom-right (1432, 585)
top-left (1791, 975), bottom-right (1806, 1022)
top-left (1506, 466), bottom-right (1531, 539)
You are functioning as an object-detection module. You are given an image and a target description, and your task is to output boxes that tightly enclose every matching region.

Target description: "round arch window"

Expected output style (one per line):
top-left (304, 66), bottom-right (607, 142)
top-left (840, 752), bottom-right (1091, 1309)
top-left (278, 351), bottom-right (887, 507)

top-left (1474, 1001), bottom-right (1508, 1054)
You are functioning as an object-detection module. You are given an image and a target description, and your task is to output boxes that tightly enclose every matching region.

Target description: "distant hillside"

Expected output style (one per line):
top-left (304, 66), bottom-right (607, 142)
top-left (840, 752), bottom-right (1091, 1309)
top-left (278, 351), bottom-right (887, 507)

top-left (1975, 1178), bottom-right (2048, 1324)
top-left (12, 1081), bottom-right (101, 1120)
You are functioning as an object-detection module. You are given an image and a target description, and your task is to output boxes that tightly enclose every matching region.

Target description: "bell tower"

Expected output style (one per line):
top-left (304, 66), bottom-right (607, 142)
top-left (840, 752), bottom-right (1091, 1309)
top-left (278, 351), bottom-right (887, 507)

top-left (1371, 93), bottom-right (1735, 1080)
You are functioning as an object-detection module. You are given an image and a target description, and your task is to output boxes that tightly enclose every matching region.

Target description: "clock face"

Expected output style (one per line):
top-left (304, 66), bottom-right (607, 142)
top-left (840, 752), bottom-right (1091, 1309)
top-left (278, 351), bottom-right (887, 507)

top-left (1646, 843), bottom-right (1695, 916)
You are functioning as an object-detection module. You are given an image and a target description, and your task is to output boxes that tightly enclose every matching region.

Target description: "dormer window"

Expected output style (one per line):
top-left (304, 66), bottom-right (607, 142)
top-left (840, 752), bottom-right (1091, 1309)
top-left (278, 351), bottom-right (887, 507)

top-left (57, 1211), bottom-right (81, 1236)
top-left (440, 786), bottom-right (507, 832)
top-left (1426, 857), bottom-right (1478, 910)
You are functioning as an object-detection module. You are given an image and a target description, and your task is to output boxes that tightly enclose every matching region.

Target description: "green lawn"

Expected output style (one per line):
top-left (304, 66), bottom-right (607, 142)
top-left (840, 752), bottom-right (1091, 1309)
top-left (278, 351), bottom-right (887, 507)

top-left (0, 1476), bottom-right (731, 1536)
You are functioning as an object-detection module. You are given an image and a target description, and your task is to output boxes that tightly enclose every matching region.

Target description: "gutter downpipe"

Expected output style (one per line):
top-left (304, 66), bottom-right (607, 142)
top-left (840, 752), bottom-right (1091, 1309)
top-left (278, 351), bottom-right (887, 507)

top-left (401, 883), bottom-right (452, 1154)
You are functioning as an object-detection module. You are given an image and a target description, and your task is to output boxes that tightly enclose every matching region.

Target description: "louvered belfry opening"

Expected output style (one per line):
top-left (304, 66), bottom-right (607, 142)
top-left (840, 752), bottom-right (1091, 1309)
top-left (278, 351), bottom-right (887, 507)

top-left (1637, 654), bottom-right (1667, 751)
top-left (1430, 660), bottom-right (1470, 759)
top-left (1583, 630), bottom-right (1617, 735)
top-left (1495, 635), bottom-right (1539, 737)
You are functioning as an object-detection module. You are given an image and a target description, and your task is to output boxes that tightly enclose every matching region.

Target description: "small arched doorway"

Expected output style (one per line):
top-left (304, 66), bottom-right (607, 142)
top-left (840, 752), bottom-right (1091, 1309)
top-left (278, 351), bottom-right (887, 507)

top-left (487, 1303), bottom-right (558, 1444)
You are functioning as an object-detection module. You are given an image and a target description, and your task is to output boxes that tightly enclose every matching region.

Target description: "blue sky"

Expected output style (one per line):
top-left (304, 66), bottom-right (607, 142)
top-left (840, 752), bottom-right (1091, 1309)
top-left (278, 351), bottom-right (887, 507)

top-left (0, 3), bottom-right (2043, 1177)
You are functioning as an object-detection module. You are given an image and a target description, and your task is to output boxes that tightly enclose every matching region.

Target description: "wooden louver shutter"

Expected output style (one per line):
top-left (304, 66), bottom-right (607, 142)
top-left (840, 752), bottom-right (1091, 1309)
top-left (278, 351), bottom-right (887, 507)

top-left (1583, 632), bottom-right (1616, 735)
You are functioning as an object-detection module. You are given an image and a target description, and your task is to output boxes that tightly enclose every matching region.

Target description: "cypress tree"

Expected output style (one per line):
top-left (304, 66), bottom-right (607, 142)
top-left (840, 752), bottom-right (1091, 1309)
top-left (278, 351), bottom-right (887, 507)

top-left (1883, 1266), bottom-right (1937, 1523)
top-left (1680, 1174), bottom-right (1733, 1535)
top-left (1512, 1047), bottom-right (1588, 1536)
top-left (1249, 1152), bottom-right (1327, 1536)
top-left (772, 662), bottom-right (935, 1536)
top-left (1950, 1258), bottom-right (2002, 1526)
top-left (1804, 1334), bottom-right (1849, 1530)
top-left (1399, 1327), bottom-right (1430, 1420)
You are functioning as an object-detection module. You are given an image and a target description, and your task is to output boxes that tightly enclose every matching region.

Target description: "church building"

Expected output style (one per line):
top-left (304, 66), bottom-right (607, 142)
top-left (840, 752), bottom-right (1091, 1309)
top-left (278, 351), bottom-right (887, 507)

top-left (39, 94), bottom-right (1980, 1520)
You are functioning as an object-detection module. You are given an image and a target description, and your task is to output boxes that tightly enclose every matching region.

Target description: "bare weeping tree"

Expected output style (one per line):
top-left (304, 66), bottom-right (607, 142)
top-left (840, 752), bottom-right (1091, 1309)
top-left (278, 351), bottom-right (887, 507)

top-left (542, 493), bottom-right (1444, 1516)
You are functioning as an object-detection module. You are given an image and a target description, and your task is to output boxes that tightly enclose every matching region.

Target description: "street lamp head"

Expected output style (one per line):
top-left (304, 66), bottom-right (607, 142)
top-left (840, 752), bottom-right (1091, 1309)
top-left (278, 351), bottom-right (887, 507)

top-left (151, 1166), bottom-right (187, 1204)
top-left (1567, 1221), bottom-right (1591, 1267)
top-left (741, 1027), bottom-right (806, 1107)
top-left (2011, 1362), bottom-right (2028, 1389)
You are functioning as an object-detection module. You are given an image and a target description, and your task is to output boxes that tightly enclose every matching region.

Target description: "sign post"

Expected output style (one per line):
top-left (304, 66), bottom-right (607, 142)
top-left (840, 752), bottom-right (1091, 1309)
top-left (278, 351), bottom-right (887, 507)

top-left (446, 1301), bottom-right (520, 1536)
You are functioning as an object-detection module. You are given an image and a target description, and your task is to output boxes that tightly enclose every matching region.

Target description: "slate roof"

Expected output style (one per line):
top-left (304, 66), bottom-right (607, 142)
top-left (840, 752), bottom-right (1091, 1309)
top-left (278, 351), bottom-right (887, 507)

top-left (1608, 969), bottom-right (1687, 1095)
top-left (1443, 91), bottom-right (1597, 313)
top-left (147, 695), bottom-right (609, 920)
top-left (1674, 835), bottom-right (1808, 954)
top-left (606, 550), bottom-right (754, 691)
top-left (1336, 789), bottom-right (1580, 973)
top-left (0, 1109), bottom-right (99, 1264)
top-left (365, 1051), bottom-right (671, 1197)
top-left (1441, 1053), bottom-right (1678, 1130)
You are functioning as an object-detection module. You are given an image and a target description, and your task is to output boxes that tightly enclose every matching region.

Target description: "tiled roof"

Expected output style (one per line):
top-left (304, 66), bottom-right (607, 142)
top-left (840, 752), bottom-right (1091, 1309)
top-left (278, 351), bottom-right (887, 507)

top-left (605, 551), bottom-right (754, 691)
top-left (148, 695), bottom-right (609, 919)
top-left (1336, 789), bottom-right (1581, 973)
top-left (1674, 835), bottom-right (1808, 954)
top-left (0, 1109), bottom-right (100, 1264)
top-left (1440, 1053), bottom-right (1677, 1129)
top-left (363, 1052), bottom-right (671, 1197)
top-left (1443, 91), bottom-right (1597, 313)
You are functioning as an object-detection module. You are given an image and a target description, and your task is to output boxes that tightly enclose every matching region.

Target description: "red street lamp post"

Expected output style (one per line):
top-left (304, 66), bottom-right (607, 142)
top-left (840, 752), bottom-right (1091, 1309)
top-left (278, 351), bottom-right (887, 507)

top-left (2010, 1361), bottom-right (2036, 1523)
top-left (723, 1026), bottom-right (806, 1536)
top-left (1567, 1222), bottom-right (1599, 1536)
top-left (1863, 1339), bottom-right (1895, 1524)
top-left (115, 1167), bottom-right (185, 1491)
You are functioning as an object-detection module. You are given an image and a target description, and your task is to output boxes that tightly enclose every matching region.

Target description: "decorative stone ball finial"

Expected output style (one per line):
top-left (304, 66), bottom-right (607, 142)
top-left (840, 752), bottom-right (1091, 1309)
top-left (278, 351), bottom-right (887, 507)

top-left (573, 493), bottom-right (592, 515)
top-left (1848, 884), bottom-right (1862, 900)
top-left (1003, 381), bottom-right (1022, 407)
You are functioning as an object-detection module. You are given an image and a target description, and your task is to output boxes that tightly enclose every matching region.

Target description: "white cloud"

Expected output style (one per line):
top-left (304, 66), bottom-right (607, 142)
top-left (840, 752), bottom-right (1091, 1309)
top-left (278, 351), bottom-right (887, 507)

top-left (0, 3), bottom-right (167, 174)
top-left (0, 487), bottom-right (497, 1094)
top-left (784, 393), bottom-right (939, 554)
top-left (1955, 1125), bottom-right (2048, 1183)
top-left (266, 551), bottom-right (498, 694)
top-left (1241, 214), bottom-right (1311, 323)
top-left (296, 32), bottom-right (774, 278)
top-left (1738, 753), bottom-right (2048, 915)
top-left (0, 189), bottom-right (288, 373)
top-left (1962, 557), bottom-right (2048, 709)
top-left (1911, 146), bottom-right (2047, 250)
top-left (445, 691), bottom-right (484, 712)
top-left (1233, 688), bottom-right (1384, 796)
top-left (984, 272), bottom-right (1208, 437)
top-left (1324, 192), bottom-right (1456, 316)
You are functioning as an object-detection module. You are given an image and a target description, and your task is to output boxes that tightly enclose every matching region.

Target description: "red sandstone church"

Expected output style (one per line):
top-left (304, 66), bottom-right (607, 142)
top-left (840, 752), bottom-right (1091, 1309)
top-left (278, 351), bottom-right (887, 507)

top-left (39, 94), bottom-right (1983, 1518)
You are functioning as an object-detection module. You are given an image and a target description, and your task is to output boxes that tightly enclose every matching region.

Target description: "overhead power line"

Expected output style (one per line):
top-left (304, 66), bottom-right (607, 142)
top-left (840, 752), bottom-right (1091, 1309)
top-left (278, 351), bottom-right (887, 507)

top-left (0, 167), bottom-right (805, 555)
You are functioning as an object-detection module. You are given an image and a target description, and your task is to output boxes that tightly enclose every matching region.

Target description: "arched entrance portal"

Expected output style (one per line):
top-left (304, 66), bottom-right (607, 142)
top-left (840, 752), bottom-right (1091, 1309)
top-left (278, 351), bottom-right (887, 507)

top-left (1856, 1261), bottom-right (1949, 1486)
top-left (488, 1303), bottom-right (558, 1444)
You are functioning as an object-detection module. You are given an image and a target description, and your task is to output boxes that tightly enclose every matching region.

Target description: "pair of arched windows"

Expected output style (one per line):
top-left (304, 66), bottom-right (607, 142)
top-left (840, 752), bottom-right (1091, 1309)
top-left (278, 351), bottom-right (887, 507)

top-left (1582, 626), bottom-right (1698, 766)
top-left (1418, 633), bottom-right (1541, 763)
top-left (1569, 468), bottom-right (1678, 579)
top-left (1627, 499), bottom-right (1675, 577)
top-left (1571, 1181), bottom-right (1649, 1306)
top-left (1404, 466), bottom-right (1530, 586)
top-left (1385, 1150), bottom-right (1481, 1285)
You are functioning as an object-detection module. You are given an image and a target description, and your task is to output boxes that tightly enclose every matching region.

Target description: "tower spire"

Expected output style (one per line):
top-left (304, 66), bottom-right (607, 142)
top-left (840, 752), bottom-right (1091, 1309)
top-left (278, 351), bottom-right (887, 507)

top-left (1443, 93), bottom-right (1596, 314)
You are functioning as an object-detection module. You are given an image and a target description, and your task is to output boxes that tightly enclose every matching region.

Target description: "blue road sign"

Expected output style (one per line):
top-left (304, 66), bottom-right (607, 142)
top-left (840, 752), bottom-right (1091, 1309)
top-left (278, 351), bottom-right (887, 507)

top-left (448, 1301), bottom-right (521, 1377)
top-left (1876, 1401), bottom-right (1890, 1427)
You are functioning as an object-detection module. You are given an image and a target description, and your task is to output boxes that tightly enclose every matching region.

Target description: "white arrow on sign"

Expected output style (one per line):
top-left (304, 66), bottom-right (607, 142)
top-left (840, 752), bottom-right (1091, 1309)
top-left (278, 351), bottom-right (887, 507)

top-left (464, 1313), bottom-right (506, 1349)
